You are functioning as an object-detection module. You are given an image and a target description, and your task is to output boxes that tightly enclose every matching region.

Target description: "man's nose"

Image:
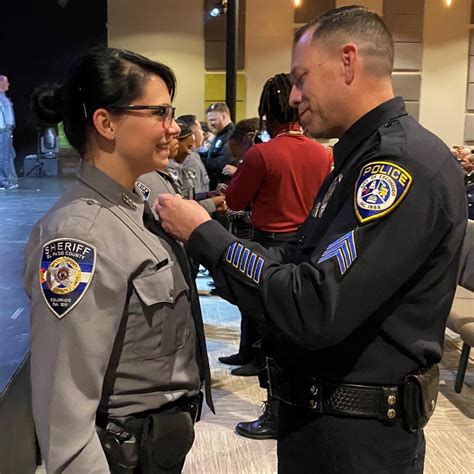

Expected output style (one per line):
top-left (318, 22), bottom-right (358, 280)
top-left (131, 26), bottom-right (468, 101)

top-left (289, 85), bottom-right (302, 108)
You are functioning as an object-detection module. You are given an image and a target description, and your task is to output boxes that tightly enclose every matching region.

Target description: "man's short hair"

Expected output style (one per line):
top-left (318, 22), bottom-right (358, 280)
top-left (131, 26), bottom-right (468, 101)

top-left (206, 102), bottom-right (230, 115)
top-left (294, 6), bottom-right (394, 77)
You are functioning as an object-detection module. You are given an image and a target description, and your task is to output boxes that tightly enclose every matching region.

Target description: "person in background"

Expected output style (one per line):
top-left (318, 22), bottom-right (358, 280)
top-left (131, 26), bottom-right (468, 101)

top-left (205, 102), bottom-right (234, 190)
top-left (198, 121), bottom-right (214, 158)
top-left (221, 73), bottom-right (331, 441)
top-left (460, 152), bottom-right (474, 218)
top-left (178, 114), bottom-right (212, 195)
top-left (215, 118), bottom-right (261, 374)
top-left (0, 75), bottom-right (18, 190)
top-left (25, 47), bottom-right (213, 473)
top-left (155, 6), bottom-right (466, 472)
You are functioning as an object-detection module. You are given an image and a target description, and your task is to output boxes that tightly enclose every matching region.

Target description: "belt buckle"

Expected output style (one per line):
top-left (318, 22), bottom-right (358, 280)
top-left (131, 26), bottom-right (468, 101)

top-left (307, 379), bottom-right (323, 413)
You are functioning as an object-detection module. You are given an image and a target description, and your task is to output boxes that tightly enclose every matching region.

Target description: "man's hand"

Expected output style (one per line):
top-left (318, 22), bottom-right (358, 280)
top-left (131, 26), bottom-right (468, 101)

top-left (212, 195), bottom-right (228, 213)
top-left (154, 194), bottom-right (211, 242)
top-left (222, 164), bottom-right (237, 176)
top-left (212, 196), bottom-right (227, 212)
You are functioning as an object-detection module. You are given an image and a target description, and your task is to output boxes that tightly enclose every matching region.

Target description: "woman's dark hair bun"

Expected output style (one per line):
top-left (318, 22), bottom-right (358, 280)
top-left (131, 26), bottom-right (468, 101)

top-left (31, 84), bottom-right (65, 124)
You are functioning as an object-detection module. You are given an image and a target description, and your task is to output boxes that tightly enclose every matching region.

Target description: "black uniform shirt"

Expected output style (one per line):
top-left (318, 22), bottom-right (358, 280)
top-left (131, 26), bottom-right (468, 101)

top-left (187, 97), bottom-right (467, 385)
top-left (204, 122), bottom-right (235, 190)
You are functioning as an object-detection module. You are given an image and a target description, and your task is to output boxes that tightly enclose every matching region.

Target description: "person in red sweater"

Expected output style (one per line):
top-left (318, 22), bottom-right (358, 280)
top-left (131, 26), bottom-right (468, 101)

top-left (222, 73), bottom-right (331, 440)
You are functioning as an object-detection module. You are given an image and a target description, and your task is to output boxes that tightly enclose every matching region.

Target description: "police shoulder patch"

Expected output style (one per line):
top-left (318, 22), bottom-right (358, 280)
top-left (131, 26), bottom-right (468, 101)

top-left (354, 161), bottom-right (412, 224)
top-left (40, 238), bottom-right (96, 319)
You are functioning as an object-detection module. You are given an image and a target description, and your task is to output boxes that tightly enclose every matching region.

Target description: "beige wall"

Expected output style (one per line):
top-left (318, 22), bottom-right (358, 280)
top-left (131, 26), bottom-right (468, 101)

top-left (420, 0), bottom-right (471, 146)
top-left (336, 0), bottom-right (383, 15)
top-left (245, 0), bottom-right (294, 118)
top-left (108, 0), bottom-right (205, 119)
top-left (107, 0), bottom-right (473, 146)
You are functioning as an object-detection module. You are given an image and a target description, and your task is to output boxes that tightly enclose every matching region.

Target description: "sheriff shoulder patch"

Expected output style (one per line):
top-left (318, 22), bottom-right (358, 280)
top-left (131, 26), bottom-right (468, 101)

top-left (224, 242), bottom-right (264, 285)
top-left (318, 230), bottom-right (357, 276)
top-left (355, 161), bottom-right (412, 224)
top-left (136, 181), bottom-right (151, 201)
top-left (40, 238), bottom-right (96, 319)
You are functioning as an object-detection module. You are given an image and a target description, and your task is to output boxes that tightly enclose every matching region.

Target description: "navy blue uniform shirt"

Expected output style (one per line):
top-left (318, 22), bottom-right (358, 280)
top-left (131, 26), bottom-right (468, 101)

top-left (187, 97), bottom-right (467, 385)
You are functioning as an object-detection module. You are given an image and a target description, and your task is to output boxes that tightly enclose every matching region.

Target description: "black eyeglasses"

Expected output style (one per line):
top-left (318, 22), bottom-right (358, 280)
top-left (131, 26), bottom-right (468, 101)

top-left (108, 105), bottom-right (176, 128)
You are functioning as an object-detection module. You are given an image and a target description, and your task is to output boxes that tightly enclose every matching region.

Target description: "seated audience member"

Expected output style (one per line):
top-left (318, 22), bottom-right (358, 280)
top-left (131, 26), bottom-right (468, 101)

top-left (460, 153), bottom-right (474, 218)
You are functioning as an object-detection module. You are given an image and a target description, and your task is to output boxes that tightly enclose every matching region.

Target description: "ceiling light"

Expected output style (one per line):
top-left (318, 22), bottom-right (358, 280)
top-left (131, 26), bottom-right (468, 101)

top-left (210, 1), bottom-right (227, 17)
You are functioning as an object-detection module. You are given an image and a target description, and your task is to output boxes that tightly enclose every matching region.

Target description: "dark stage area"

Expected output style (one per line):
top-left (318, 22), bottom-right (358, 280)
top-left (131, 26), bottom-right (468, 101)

top-left (0, 177), bottom-right (73, 473)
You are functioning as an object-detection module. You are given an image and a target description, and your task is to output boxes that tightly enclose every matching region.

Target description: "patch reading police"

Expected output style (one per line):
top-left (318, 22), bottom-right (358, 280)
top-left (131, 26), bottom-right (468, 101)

top-left (136, 181), bottom-right (151, 201)
top-left (317, 230), bottom-right (357, 276)
top-left (224, 242), bottom-right (264, 286)
top-left (355, 161), bottom-right (412, 224)
top-left (40, 239), bottom-right (96, 319)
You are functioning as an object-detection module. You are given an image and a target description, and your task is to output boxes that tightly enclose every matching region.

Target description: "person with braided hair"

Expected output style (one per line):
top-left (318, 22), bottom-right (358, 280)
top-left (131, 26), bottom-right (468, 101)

top-left (219, 73), bottom-right (331, 438)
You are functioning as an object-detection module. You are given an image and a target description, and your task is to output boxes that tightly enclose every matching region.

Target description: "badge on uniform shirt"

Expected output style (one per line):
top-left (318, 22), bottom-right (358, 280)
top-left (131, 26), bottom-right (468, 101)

top-left (317, 230), bottom-right (357, 276)
top-left (136, 181), bottom-right (151, 201)
top-left (40, 238), bottom-right (96, 318)
top-left (185, 168), bottom-right (197, 180)
top-left (355, 161), bottom-right (412, 224)
top-left (318, 173), bottom-right (343, 218)
top-left (224, 242), bottom-right (265, 286)
top-left (168, 168), bottom-right (179, 183)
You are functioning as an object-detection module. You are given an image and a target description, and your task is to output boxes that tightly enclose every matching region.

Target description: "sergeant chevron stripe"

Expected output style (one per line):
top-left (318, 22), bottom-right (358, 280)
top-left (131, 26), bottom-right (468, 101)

top-left (317, 231), bottom-right (357, 276)
top-left (225, 242), bottom-right (265, 284)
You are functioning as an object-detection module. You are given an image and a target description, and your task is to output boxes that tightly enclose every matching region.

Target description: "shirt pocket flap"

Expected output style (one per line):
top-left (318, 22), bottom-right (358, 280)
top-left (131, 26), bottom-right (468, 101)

top-left (132, 262), bottom-right (189, 306)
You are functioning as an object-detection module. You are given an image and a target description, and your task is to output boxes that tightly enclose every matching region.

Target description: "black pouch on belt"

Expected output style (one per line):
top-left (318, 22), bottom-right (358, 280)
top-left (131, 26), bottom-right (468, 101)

top-left (403, 364), bottom-right (439, 432)
top-left (140, 410), bottom-right (195, 473)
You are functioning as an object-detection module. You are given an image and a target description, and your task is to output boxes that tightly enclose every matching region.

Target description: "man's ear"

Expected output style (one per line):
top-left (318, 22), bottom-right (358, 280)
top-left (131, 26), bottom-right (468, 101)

top-left (341, 43), bottom-right (357, 85)
top-left (92, 108), bottom-right (118, 141)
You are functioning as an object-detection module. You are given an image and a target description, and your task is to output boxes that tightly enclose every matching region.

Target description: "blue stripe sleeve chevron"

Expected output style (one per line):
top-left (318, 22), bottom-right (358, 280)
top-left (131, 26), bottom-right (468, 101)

top-left (224, 242), bottom-right (265, 285)
top-left (317, 230), bottom-right (357, 276)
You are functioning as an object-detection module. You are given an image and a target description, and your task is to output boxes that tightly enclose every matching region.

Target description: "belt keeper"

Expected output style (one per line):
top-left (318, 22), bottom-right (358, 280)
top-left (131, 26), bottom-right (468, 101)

top-left (382, 387), bottom-right (399, 422)
top-left (308, 379), bottom-right (323, 413)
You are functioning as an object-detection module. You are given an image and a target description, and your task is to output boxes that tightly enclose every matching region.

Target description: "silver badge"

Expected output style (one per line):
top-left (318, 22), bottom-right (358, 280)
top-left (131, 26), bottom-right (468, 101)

top-left (121, 193), bottom-right (137, 210)
top-left (318, 174), bottom-right (343, 218)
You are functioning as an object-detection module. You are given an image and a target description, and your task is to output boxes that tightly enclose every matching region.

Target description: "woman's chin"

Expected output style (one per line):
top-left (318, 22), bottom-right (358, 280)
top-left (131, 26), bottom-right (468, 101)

top-left (153, 153), bottom-right (169, 172)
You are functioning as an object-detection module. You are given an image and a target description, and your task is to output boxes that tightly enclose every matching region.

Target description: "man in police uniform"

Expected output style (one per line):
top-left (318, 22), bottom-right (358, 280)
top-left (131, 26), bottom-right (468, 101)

top-left (156, 6), bottom-right (467, 473)
top-left (205, 102), bottom-right (234, 191)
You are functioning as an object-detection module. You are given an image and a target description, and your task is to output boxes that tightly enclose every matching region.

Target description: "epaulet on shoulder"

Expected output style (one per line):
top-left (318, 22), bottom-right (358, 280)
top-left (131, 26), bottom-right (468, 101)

top-left (56, 198), bottom-right (102, 234)
top-left (378, 119), bottom-right (407, 156)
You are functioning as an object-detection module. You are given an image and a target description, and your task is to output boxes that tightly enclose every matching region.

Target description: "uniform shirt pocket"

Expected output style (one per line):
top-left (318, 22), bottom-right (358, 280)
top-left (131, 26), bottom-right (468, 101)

top-left (129, 261), bottom-right (191, 359)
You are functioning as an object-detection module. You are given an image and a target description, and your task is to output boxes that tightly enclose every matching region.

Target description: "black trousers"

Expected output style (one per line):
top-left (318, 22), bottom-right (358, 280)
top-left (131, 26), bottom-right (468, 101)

top-left (278, 403), bottom-right (425, 474)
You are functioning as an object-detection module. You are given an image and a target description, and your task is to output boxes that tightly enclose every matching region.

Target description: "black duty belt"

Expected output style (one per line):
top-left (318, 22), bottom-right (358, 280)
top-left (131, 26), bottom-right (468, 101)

top-left (253, 229), bottom-right (297, 241)
top-left (267, 359), bottom-right (401, 423)
top-left (96, 392), bottom-right (203, 430)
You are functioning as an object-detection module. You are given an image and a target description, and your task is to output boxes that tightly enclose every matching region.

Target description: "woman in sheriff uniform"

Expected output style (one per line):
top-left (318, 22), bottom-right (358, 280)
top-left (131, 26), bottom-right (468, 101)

top-left (24, 47), bottom-right (212, 474)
